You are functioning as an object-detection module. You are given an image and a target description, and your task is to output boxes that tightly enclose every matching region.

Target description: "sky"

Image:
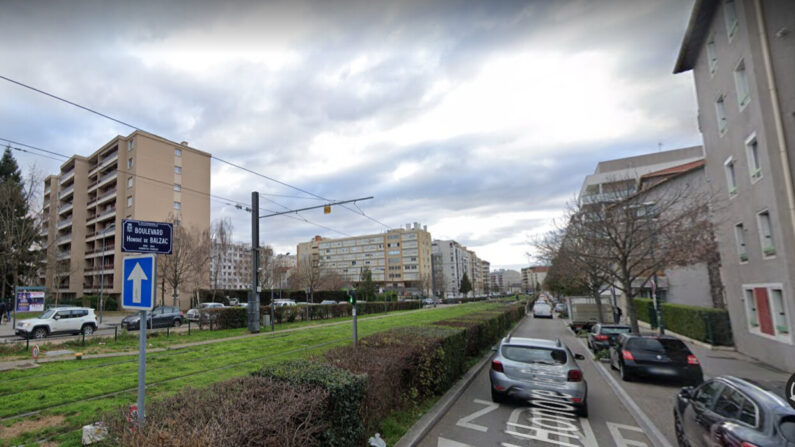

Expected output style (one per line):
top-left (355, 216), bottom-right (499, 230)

top-left (0, 0), bottom-right (702, 271)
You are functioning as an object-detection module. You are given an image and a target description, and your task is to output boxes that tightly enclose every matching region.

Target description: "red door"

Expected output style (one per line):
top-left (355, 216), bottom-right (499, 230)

top-left (754, 287), bottom-right (774, 335)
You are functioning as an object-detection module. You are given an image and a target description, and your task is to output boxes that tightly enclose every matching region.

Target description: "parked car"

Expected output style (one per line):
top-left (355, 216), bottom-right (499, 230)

top-left (272, 299), bottom-right (296, 307)
top-left (609, 334), bottom-right (703, 385)
top-left (422, 298), bottom-right (436, 306)
top-left (554, 303), bottom-right (566, 312)
top-left (121, 306), bottom-right (185, 330)
top-left (15, 307), bottom-right (98, 339)
top-left (674, 376), bottom-right (795, 447)
top-left (320, 300), bottom-right (337, 305)
top-left (532, 301), bottom-right (553, 318)
top-left (186, 302), bottom-right (224, 321)
top-left (587, 324), bottom-right (632, 352)
top-left (489, 336), bottom-right (588, 417)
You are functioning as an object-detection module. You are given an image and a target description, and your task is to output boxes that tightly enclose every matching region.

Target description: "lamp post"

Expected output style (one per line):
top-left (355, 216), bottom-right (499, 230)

top-left (643, 202), bottom-right (665, 335)
top-left (98, 223), bottom-right (116, 324)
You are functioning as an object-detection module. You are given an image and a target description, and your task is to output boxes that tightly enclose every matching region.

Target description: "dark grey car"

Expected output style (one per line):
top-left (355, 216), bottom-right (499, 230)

top-left (121, 306), bottom-right (184, 330)
top-left (489, 336), bottom-right (589, 417)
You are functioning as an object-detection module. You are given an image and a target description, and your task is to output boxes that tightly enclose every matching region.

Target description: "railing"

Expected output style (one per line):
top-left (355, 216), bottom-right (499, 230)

top-left (58, 185), bottom-right (74, 199)
top-left (58, 202), bottom-right (73, 213)
top-left (90, 152), bottom-right (118, 174)
top-left (56, 234), bottom-right (71, 244)
top-left (98, 207), bottom-right (116, 219)
top-left (57, 217), bottom-right (72, 228)
top-left (96, 188), bottom-right (117, 203)
top-left (59, 168), bottom-right (75, 184)
top-left (86, 244), bottom-right (115, 255)
top-left (56, 250), bottom-right (71, 260)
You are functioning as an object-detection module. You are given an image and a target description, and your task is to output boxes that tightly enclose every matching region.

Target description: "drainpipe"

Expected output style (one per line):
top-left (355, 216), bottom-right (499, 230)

top-left (755, 0), bottom-right (795, 245)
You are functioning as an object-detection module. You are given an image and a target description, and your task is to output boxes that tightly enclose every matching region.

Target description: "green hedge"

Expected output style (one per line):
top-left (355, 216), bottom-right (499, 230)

top-left (201, 307), bottom-right (248, 330)
top-left (253, 360), bottom-right (366, 447)
top-left (633, 298), bottom-right (733, 346)
top-left (259, 301), bottom-right (422, 325)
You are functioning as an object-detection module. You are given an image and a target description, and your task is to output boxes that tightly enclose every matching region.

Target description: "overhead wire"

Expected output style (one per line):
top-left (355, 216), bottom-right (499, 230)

top-left (0, 74), bottom-right (391, 230)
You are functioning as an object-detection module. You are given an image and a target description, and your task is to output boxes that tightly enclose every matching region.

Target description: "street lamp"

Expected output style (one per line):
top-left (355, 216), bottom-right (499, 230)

top-left (98, 223), bottom-right (116, 324)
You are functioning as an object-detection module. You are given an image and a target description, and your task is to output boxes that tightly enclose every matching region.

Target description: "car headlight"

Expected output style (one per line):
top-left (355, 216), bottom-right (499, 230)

top-left (22, 323), bottom-right (30, 328)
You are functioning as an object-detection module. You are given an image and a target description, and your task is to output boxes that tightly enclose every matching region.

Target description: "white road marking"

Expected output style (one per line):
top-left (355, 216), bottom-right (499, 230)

top-left (607, 422), bottom-right (649, 447)
top-left (455, 398), bottom-right (499, 432)
top-left (437, 437), bottom-right (475, 447)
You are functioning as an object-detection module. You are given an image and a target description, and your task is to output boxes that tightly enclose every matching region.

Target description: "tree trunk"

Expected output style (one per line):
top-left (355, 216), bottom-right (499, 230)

top-left (707, 257), bottom-right (725, 309)
top-left (623, 275), bottom-right (640, 334)
top-left (592, 288), bottom-right (605, 323)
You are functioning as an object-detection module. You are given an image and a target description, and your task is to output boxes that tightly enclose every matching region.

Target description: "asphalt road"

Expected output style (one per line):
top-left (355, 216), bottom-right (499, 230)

top-left (418, 315), bottom-right (657, 447)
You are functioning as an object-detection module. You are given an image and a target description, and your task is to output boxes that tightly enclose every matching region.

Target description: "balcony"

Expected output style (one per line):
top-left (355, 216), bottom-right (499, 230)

top-left (96, 188), bottom-right (117, 205)
top-left (86, 244), bottom-right (115, 256)
top-left (58, 202), bottom-right (73, 214)
top-left (59, 168), bottom-right (75, 184)
top-left (56, 234), bottom-right (71, 245)
top-left (56, 250), bottom-right (71, 260)
top-left (57, 217), bottom-right (72, 229)
top-left (86, 207), bottom-right (115, 225)
top-left (89, 152), bottom-right (118, 175)
top-left (58, 185), bottom-right (74, 199)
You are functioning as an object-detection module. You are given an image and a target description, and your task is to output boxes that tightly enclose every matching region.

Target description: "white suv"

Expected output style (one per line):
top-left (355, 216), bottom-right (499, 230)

top-left (16, 307), bottom-right (98, 339)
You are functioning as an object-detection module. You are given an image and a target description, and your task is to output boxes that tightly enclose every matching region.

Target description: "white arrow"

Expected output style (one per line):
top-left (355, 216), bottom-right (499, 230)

top-left (438, 438), bottom-right (474, 447)
top-left (127, 262), bottom-right (148, 304)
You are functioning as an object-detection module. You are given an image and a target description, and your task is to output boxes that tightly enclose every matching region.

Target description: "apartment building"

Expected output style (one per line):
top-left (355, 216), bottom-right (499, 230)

top-left (674, 0), bottom-right (795, 370)
top-left (431, 240), bottom-right (489, 297)
top-left (480, 260), bottom-right (491, 294)
top-left (296, 223), bottom-right (432, 295)
top-left (489, 269), bottom-right (521, 294)
top-left (210, 242), bottom-right (251, 290)
top-left (41, 131), bottom-right (211, 308)
top-left (521, 266), bottom-right (549, 293)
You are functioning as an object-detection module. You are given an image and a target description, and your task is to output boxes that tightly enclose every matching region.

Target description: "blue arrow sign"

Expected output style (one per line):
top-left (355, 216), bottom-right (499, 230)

top-left (123, 255), bottom-right (156, 311)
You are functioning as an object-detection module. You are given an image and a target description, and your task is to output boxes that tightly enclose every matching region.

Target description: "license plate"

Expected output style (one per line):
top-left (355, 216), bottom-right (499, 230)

top-left (648, 367), bottom-right (677, 376)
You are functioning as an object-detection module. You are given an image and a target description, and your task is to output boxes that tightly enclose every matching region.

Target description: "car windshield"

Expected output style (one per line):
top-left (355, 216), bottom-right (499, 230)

top-left (631, 338), bottom-right (689, 354)
top-left (501, 346), bottom-right (567, 365)
top-left (602, 327), bottom-right (632, 335)
top-left (38, 309), bottom-right (56, 319)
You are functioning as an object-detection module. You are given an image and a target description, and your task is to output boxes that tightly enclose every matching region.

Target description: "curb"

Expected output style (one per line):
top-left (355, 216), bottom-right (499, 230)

top-left (637, 321), bottom-right (736, 352)
top-left (395, 317), bottom-right (525, 447)
top-left (569, 322), bottom-right (674, 447)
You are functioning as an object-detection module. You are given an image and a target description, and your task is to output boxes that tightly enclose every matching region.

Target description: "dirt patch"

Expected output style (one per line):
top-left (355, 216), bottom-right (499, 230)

top-left (0, 415), bottom-right (66, 441)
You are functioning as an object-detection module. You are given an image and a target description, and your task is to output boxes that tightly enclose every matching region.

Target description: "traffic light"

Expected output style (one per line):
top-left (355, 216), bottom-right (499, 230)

top-left (349, 290), bottom-right (357, 305)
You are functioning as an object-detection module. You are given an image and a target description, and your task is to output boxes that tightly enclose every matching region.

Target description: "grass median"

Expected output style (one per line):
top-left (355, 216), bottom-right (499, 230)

top-left (0, 302), bottom-right (509, 446)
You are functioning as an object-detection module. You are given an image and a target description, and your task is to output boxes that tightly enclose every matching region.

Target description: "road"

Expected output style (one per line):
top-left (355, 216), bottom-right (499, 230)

top-left (418, 315), bottom-right (659, 447)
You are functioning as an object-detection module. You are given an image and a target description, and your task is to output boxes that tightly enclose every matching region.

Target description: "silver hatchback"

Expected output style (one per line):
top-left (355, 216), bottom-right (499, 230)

top-left (489, 336), bottom-right (589, 417)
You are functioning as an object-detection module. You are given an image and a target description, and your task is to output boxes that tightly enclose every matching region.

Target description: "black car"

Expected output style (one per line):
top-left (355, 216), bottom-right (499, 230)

top-left (587, 323), bottom-right (632, 352)
top-left (674, 376), bottom-right (795, 447)
top-left (121, 306), bottom-right (184, 330)
top-left (609, 334), bottom-right (703, 385)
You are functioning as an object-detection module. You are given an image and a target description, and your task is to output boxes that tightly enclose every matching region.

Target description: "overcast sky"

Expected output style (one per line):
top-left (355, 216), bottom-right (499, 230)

top-left (0, 0), bottom-right (701, 270)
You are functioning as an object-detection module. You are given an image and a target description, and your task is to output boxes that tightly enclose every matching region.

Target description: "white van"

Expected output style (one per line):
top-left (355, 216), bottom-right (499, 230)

top-left (273, 299), bottom-right (297, 307)
top-left (532, 301), bottom-right (553, 319)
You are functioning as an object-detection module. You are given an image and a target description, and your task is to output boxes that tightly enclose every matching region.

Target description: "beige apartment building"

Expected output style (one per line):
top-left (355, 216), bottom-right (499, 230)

top-left (521, 266), bottom-right (549, 293)
top-left (41, 131), bottom-right (211, 309)
top-left (296, 223), bottom-right (433, 296)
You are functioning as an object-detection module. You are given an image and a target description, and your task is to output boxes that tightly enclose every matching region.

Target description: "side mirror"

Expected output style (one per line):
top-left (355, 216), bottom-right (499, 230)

top-left (574, 353), bottom-right (585, 360)
top-left (679, 386), bottom-right (694, 399)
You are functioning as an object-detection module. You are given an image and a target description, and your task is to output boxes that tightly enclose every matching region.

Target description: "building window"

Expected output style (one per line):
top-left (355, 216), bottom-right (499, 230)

top-left (757, 210), bottom-right (775, 257)
top-left (744, 289), bottom-right (758, 328)
top-left (770, 289), bottom-right (790, 335)
top-left (724, 0), bottom-right (738, 40)
top-left (746, 134), bottom-right (762, 181)
top-left (734, 60), bottom-right (750, 109)
top-left (127, 157), bottom-right (134, 169)
top-left (735, 223), bottom-right (748, 262)
top-left (175, 166), bottom-right (182, 174)
top-left (724, 158), bottom-right (737, 196)
top-left (173, 184), bottom-right (181, 192)
top-left (706, 35), bottom-right (718, 74)
top-left (174, 201), bottom-right (181, 210)
top-left (715, 96), bottom-right (728, 134)
top-left (128, 177), bottom-right (133, 188)
top-left (128, 139), bottom-right (134, 151)
top-left (127, 196), bottom-right (133, 207)
top-left (175, 148), bottom-right (182, 157)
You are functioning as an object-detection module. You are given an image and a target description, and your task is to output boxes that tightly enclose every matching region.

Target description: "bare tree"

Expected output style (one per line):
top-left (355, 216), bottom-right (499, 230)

top-left (158, 217), bottom-right (210, 308)
top-left (320, 270), bottom-right (345, 293)
top-left (209, 218), bottom-right (233, 302)
top-left (295, 256), bottom-right (321, 302)
top-left (567, 177), bottom-right (718, 334)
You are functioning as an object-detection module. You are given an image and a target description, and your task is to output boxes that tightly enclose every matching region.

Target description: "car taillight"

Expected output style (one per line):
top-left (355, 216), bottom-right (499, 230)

top-left (687, 355), bottom-right (700, 365)
top-left (741, 442), bottom-right (760, 447)
top-left (567, 370), bottom-right (583, 382)
top-left (622, 350), bottom-right (635, 361)
top-left (595, 335), bottom-right (608, 341)
top-left (491, 360), bottom-right (504, 373)
top-left (181, 311), bottom-right (185, 317)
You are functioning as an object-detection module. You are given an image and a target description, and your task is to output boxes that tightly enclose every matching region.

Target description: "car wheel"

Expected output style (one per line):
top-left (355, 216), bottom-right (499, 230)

top-left (33, 327), bottom-right (48, 339)
top-left (674, 411), bottom-right (690, 447)
top-left (82, 324), bottom-right (95, 336)
top-left (173, 319), bottom-right (182, 328)
top-left (491, 388), bottom-right (506, 404)
top-left (577, 402), bottom-right (589, 418)
top-left (619, 362), bottom-right (633, 382)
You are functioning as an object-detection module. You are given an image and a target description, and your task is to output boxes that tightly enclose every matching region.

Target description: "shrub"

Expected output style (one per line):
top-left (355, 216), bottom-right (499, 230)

top-left (661, 302), bottom-right (734, 346)
top-left (253, 360), bottom-right (366, 447)
top-left (102, 376), bottom-right (329, 447)
top-left (201, 307), bottom-right (247, 330)
top-left (634, 298), bottom-right (654, 324)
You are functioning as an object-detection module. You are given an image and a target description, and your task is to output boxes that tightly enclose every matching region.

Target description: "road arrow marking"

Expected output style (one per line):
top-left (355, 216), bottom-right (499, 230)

top-left (127, 262), bottom-right (148, 304)
top-left (438, 437), bottom-right (474, 447)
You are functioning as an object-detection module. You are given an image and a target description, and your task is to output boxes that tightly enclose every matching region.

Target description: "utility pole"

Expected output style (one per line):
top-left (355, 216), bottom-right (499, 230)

top-left (248, 192), bottom-right (260, 333)
top-left (644, 202), bottom-right (665, 335)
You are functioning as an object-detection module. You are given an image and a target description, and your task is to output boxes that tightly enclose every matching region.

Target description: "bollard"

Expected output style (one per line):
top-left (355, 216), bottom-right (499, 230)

top-left (167, 326), bottom-right (170, 338)
top-left (114, 326), bottom-right (118, 342)
top-left (82, 331), bottom-right (85, 346)
top-left (26, 332), bottom-right (30, 351)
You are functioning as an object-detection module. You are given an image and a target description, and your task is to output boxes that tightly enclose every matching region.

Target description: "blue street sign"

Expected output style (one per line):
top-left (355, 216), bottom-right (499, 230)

top-left (122, 219), bottom-right (173, 254)
top-left (122, 255), bottom-right (156, 311)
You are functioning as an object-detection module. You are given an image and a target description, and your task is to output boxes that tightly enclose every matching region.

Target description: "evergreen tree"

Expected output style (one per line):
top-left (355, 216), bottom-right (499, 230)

top-left (358, 267), bottom-right (377, 301)
top-left (459, 272), bottom-right (473, 296)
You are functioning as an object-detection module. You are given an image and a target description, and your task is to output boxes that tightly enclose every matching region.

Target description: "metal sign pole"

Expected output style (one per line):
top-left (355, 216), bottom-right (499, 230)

top-left (137, 309), bottom-right (146, 423)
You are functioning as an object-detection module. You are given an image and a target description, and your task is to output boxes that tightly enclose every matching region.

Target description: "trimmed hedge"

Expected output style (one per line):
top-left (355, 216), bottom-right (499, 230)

top-left (634, 298), bottom-right (733, 346)
top-left (253, 360), bottom-right (366, 447)
top-left (259, 301), bottom-right (422, 325)
top-left (201, 307), bottom-right (248, 330)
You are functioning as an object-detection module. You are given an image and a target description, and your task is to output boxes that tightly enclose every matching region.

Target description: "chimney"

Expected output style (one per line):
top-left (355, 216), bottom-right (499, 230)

top-left (180, 141), bottom-right (189, 146)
